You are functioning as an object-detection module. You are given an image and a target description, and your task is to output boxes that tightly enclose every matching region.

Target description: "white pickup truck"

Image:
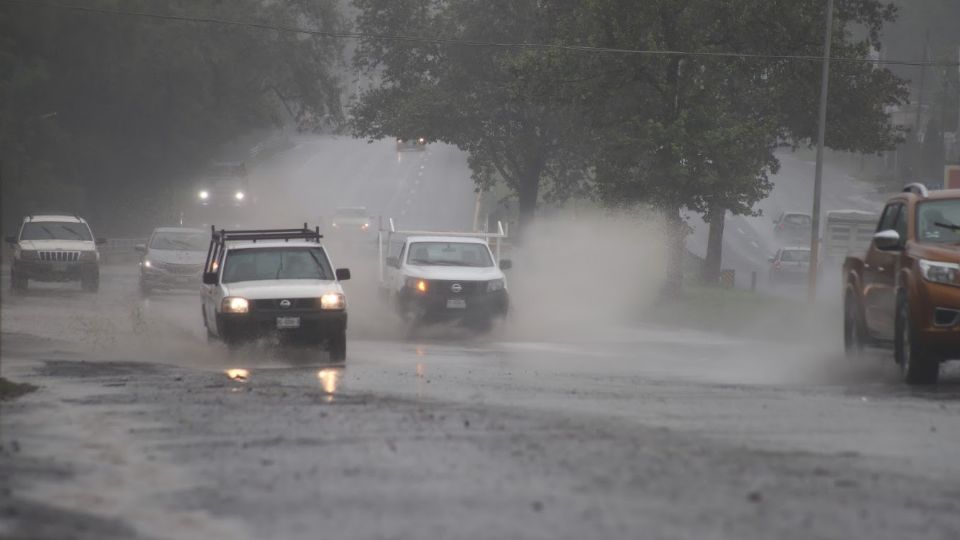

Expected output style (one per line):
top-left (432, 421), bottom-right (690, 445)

top-left (823, 210), bottom-right (880, 266)
top-left (201, 225), bottom-right (351, 359)
top-left (379, 221), bottom-right (511, 330)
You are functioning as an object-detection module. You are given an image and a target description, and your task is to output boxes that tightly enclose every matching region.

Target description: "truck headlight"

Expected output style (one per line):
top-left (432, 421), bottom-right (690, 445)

top-left (919, 259), bottom-right (960, 286)
top-left (222, 296), bottom-right (249, 313)
top-left (16, 249), bottom-right (38, 261)
top-left (487, 279), bottom-right (505, 292)
top-left (142, 259), bottom-right (152, 268)
top-left (320, 293), bottom-right (345, 310)
top-left (198, 190), bottom-right (210, 200)
top-left (406, 277), bottom-right (428, 293)
top-left (234, 191), bottom-right (245, 201)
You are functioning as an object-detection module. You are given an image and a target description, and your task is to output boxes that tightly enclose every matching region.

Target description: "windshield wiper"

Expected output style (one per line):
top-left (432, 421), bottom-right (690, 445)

top-left (40, 226), bottom-right (56, 239)
top-left (59, 226), bottom-right (86, 240)
top-left (934, 221), bottom-right (960, 231)
top-left (275, 255), bottom-right (284, 279)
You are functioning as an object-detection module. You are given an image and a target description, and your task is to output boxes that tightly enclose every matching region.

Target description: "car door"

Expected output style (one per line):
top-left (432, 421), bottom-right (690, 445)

top-left (202, 247), bottom-right (224, 334)
top-left (863, 202), bottom-right (903, 339)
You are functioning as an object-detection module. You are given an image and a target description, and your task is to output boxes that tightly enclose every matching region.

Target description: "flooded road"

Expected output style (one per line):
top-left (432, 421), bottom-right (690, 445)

top-left (3, 262), bottom-right (960, 540)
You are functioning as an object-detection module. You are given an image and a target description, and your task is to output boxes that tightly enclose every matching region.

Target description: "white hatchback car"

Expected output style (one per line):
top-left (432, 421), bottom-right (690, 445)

top-left (201, 226), bottom-right (351, 360)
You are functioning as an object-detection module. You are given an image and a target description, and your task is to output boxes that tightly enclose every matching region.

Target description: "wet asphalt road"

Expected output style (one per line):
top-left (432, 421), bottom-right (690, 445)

top-left (3, 137), bottom-right (960, 539)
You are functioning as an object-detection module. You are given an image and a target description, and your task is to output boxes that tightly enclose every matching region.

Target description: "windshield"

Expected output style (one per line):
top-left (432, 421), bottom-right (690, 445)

top-left (222, 247), bottom-right (333, 283)
top-left (406, 242), bottom-right (493, 267)
top-left (916, 200), bottom-right (960, 244)
top-left (20, 221), bottom-right (92, 241)
top-left (780, 250), bottom-right (810, 263)
top-left (784, 214), bottom-right (811, 226)
top-left (149, 231), bottom-right (208, 251)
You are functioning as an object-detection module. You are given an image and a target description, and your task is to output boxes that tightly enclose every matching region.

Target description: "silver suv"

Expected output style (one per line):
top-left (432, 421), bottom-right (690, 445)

top-left (5, 215), bottom-right (105, 292)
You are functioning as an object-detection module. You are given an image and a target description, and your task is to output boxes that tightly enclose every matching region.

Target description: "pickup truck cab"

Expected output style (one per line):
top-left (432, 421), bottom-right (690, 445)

top-left (843, 184), bottom-right (960, 384)
top-left (382, 235), bottom-right (510, 330)
top-left (201, 226), bottom-right (350, 360)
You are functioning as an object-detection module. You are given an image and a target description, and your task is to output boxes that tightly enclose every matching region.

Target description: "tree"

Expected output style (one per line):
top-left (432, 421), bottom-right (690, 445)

top-left (1, 1), bottom-right (346, 234)
top-left (574, 0), bottom-right (906, 292)
top-left (351, 0), bottom-right (594, 235)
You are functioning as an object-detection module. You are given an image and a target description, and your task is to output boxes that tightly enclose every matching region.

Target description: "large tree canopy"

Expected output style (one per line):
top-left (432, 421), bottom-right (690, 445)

top-left (0, 1), bottom-right (345, 234)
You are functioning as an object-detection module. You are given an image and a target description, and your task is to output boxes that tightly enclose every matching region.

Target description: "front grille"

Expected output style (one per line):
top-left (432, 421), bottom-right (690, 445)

top-left (156, 262), bottom-right (201, 275)
top-left (252, 298), bottom-right (317, 311)
top-left (428, 280), bottom-right (486, 296)
top-left (38, 251), bottom-right (80, 262)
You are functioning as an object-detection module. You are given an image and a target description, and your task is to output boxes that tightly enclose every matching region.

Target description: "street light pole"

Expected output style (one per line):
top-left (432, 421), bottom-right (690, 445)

top-left (808, 0), bottom-right (834, 301)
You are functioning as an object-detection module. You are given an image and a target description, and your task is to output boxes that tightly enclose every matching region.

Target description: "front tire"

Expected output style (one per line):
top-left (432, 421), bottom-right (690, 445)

top-left (895, 293), bottom-right (938, 385)
top-left (11, 270), bottom-right (28, 292)
top-left (328, 330), bottom-right (347, 362)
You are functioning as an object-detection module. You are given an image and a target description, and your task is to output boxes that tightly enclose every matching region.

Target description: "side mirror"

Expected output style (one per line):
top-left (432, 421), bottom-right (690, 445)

top-left (95, 238), bottom-right (107, 246)
top-left (336, 268), bottom-right (351, 281)
top-left (873, 229), bottom-right (901, 251)
top-left (385, 256), bottom-right (399, 268)
top-left (134, 244), bottom-right (147, 254)
top-left (4, 236), bottom-right (16, 245)
top-left (202, 272), bottom-right (218, 285)
top-left (499, 259), bottom-right (512, 270)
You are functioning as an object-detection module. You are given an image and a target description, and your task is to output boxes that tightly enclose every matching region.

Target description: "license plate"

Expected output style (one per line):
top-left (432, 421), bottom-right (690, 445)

top-left (51, 262), bottom-right (69, 272)
top-left (276, 316), bottom-right (300, 329)
top-left (446, 298), bottom-right (467, 309)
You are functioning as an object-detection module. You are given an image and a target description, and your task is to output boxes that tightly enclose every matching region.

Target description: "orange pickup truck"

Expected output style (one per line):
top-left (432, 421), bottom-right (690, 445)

top-left (843, 184), bottom-right (960, 384)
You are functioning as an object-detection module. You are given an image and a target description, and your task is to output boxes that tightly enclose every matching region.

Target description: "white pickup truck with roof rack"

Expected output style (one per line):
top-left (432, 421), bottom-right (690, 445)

top-left (201, 224), bottom-right (351, 360)
top-left (379, 219), bottom-right (511, 330)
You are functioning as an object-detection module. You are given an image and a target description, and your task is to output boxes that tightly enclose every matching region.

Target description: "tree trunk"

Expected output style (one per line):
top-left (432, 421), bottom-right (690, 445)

top-left (702, 205), bottom-right (726, 285)
top-left (662, 205), bottom-right (685, 299)
top-left (515, 158), bottom-right (544, 242)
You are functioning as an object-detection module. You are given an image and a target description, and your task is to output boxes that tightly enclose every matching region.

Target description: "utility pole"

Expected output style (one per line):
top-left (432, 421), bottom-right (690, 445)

top-left (808, 0), bottom-right (834, 301)
top-left (913, 29), bottom-right (930, 181)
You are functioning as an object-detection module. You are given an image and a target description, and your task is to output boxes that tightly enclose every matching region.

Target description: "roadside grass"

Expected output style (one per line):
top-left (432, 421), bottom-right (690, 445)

top-left (646, 284), bottom-right (839, 342)
top-left (0, 377), bottom-right (38, 401)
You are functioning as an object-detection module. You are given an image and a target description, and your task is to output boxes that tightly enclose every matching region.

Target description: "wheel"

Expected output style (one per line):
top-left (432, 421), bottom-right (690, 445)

top-left (328, 330), bottom-right (347, 362)
top-left (81, 271), bottom-right (99, 292)
top-left (843, 288), bottom-right (865, 360)
top-left (895, 293), bottom-right (938, 385)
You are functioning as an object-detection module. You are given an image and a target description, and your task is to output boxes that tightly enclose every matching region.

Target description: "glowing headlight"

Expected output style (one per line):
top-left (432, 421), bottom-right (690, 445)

top-left (142, 259), bottom-right (152, 268)
top-left (234, 191), bottom-right (245, 201)
top-left (487, 278), bottom-right (505, 292)
top-left (222, 296), bottom-right (249, 313)
top-left (418, 137), bottom-right (425, 144)
top-left (406, 277), bottom-right (428, 293)
top-left (320, 293), bottom-right (345, 310)
top-left (198, 190), bottom-right (210, 200)
top-left (919, 259), bottom-right (960, 286)
top-left (361, 223), bottom-right (369, 230)
top-left (396, 138), bottom-right (403, 143)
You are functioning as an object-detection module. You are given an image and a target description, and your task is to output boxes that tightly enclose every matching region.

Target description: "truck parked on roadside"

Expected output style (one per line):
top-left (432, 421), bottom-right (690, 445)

top-left (823, 210), bottom-right (880, 266)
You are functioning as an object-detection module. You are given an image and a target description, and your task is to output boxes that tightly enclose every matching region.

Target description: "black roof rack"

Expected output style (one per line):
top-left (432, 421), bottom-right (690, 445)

top-left (209, 223), bottom-right (322, 244)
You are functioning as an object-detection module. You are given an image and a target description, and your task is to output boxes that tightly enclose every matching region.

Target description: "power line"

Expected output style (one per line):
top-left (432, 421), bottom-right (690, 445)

top-left (4, 0), bottom-right (958, 68)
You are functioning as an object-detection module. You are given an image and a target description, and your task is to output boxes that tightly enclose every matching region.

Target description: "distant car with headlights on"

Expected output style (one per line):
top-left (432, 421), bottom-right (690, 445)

top-left (136, 227), bottom-right (208, 296)
top-left (330, 207), bottom-right (373, 237)
top-left (396, 137), bottom-right (426, 151)
top-left (5, 214), bottom-right (106, 292)
top-left (201, 225), bottom-right (351, 360)
top-left (195, 161), bottom-right (249, 208)
top-left (380, 225), bottom-right (511, 331)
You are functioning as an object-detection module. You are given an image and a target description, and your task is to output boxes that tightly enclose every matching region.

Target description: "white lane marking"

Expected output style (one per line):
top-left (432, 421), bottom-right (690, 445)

top-left (750, 241), bottom-right (760, 249)
top-left (736, 227), bottom-right (746, 235)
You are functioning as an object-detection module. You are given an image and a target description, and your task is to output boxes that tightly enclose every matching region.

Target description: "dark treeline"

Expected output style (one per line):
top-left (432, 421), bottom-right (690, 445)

top-left (0, 1), bottom-right (346, 235)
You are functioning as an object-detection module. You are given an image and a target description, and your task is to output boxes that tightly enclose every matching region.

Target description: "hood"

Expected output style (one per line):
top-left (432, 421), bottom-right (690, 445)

top-left (222, 279), bottom-right (343, 299)
top-left (19, 239), bottom-right (96, 252)
top-left (146, 248), bottom-right (206, 265)
top-left (405, 265), bottom-right (504, 281)
top-left (910, 242), bottom-right (960, 264)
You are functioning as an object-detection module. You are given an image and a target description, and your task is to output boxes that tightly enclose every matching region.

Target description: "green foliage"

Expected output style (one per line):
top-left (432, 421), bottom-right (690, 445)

top-left (0, 1), bottom-right (345, 234)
